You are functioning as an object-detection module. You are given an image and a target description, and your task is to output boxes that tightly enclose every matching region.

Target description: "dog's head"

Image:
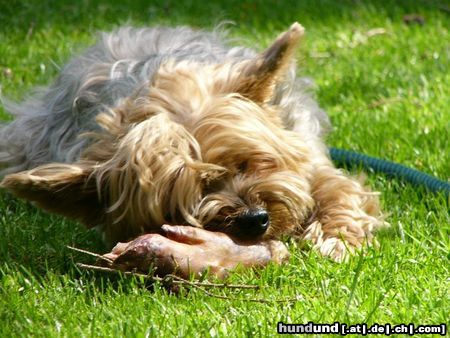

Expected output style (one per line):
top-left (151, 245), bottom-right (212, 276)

top-left (1, 23), bottom-right (316, 244)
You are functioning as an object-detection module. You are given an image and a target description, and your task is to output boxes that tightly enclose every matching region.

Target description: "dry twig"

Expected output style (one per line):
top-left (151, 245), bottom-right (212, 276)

top-left (67, 245), bottom-right (113, 264)
top-left (76, 262), bottom-right (259, 290)
top-left (69, 246), bottom-right (301, 303)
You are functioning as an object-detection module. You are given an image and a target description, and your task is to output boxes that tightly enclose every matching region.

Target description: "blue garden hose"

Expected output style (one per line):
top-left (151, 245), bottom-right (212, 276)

top-left (329, 148), bottom-right (450, 198)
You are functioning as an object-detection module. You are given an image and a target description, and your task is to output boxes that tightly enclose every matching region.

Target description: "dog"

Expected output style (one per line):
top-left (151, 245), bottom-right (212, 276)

top-left (0, 23), bottom-right (384, 277)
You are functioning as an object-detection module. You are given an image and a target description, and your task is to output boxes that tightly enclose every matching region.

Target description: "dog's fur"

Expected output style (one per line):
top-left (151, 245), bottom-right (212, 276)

top-left (0, 23), bottom-right (384, 261)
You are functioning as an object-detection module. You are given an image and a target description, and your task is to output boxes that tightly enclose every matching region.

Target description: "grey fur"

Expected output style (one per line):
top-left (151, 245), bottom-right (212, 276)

top-left (0, 25), bottom-right (328, 175)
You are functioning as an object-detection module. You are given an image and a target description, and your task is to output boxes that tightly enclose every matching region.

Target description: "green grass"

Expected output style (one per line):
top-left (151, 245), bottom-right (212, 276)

top-left (1, 0), bottom-right (449, 336)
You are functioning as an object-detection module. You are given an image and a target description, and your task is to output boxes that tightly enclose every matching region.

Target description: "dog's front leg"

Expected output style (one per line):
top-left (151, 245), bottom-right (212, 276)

top-left (101, 225), bottom-right (289, 279)
top-left (302, 163), bottom-right (384, 261)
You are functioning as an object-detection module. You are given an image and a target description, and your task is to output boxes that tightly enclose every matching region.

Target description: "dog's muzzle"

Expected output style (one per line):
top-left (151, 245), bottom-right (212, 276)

top-left (234, 208), bottom-right (270, 237)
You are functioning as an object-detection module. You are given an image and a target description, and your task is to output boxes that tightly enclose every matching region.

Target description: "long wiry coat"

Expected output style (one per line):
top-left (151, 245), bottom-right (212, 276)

top-left (0, 24), bottom-right (382, 261)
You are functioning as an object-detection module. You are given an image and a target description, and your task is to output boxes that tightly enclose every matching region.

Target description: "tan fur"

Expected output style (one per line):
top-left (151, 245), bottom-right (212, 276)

top-left (0, 23), bottom-right (385, 260)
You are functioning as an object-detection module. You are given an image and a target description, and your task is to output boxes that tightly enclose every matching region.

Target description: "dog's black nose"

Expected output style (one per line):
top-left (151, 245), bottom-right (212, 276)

top-left (235, 208), bottom-right (270, 237)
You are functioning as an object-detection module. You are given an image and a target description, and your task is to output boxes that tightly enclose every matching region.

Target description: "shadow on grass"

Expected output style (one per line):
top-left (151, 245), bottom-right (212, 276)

top-left (0, 0), bottom-right (445, 35)
top-left (0, 191), bottom-right (106, 277)
top-left (0, 192), bottom-right (211, 297)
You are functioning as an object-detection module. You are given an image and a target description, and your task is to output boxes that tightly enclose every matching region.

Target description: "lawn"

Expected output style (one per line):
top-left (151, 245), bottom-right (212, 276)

top-left (0, 0), bottom-right (449, 336)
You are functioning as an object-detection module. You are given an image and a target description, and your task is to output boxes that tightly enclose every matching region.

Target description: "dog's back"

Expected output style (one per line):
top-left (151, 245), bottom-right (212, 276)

top-left (0, 26), bottom-right (256, 175)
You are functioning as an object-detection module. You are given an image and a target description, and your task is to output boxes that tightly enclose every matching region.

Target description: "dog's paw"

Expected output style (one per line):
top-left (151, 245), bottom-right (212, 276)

top-left (317, 237), bottom-right (353, 262)
top-left (301, 220), bottom-right (357, 262)
top-left (101, 225), bottom-right (289, 279)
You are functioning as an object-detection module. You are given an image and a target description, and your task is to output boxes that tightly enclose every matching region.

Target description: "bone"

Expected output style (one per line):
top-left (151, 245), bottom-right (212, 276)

top-left (100, 226), bottom-right (289, 279)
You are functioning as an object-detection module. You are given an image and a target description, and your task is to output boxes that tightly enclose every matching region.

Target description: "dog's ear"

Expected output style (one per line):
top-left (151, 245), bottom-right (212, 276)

top-left (234, 22), bottom-right (304, 102)
top-left (0, 162), bottom-right (104, 227)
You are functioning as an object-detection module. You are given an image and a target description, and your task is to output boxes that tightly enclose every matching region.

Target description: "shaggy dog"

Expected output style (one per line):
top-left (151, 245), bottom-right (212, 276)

top-left (0, 23), bottom-right (383, 278)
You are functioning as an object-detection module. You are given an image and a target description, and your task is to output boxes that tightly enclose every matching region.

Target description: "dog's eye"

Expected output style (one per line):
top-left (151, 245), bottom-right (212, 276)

top-left (203, 178), bottom-right (226, 194)
top-left (238, 161), bottom-right (248, 172)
